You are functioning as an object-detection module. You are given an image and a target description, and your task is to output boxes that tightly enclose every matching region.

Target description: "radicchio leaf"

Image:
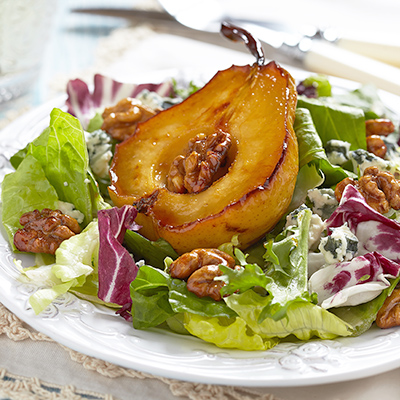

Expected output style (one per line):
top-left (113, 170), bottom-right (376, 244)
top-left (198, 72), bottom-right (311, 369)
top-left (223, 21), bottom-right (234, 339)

top-left (326, 184), bottom-right (400, 262)
top-left (309, 251), bottom-right (400, 308)
top-left (66, 74), bottom-right (174, 129)
top-left (98, 205), bottom-right (141, 306)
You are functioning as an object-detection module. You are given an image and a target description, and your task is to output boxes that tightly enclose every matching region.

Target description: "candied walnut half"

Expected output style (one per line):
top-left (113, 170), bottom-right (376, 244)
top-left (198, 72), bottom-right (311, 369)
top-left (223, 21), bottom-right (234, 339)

top-left (166, 130), bottom-right (232, 194)
top-left (101, 97), bottom-right (160, 142)
top-left (335, 166), bottom-right (400, 214)
top-left (14, 209), bottom-right (81, 255)
top-left (365, 118), bottom-right (395, 137)
top-left (366, 135), bottom-right (386, 159)
top-left (364, 119), bottom-right (395, 159)
top-left (169, 248), bottom-right (236, 301)
top-left (376, 288), bottom-right (400, 329)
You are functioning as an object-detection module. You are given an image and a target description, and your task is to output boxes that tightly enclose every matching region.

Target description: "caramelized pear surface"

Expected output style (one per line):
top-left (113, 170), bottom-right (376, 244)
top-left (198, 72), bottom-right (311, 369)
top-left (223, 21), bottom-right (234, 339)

top-left (109, 61), bottom-right (298, 254)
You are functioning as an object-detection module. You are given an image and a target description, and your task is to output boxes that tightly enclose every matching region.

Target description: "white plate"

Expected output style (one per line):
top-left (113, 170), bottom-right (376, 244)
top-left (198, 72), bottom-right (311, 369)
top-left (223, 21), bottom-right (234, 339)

top-left (1, 77), bottom-right (400, 388)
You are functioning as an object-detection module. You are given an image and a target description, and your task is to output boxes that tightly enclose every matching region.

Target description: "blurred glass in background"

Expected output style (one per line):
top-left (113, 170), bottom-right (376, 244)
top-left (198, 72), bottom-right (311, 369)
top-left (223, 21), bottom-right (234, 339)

top-left (0, 0), bottom-right (57, 104)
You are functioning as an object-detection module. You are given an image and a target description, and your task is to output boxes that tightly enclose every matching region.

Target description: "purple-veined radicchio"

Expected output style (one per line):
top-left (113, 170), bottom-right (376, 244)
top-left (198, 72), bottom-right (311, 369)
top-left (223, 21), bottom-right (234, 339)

top-left (309, 251), bottom-right (400, 308)
top-left (309, 184), bottom-right (400, 308)
top-left (66, 74), bottom-right (174, 129)
top-left (326, 184), bottom-right (400, 263)
top-left (98, 205), bottom-right (141, 306)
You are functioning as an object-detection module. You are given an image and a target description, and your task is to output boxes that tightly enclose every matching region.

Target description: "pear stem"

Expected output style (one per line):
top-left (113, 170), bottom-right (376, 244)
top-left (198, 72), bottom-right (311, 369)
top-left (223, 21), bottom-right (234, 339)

top-left (220, 22), bottom-right (265, 66)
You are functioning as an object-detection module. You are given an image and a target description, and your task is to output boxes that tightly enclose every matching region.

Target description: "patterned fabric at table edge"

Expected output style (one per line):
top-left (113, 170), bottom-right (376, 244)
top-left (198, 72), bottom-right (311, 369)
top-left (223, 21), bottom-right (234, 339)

top-left (0, 368), bottom-right (114, 400)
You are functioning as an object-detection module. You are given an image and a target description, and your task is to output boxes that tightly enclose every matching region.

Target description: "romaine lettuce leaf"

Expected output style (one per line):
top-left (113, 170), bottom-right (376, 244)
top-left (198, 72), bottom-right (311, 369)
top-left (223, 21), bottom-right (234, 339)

top-left (130, 264), bottom-right (236, 330)
top-left (130, 265), bottom-right (176, 329)
top-left (1, 155), bottom-right (58, 246)
top-left (288, 109), bottom-right (355, 210)
top-left (124, 230), bottom-right (178, 270)
top-left (184, 313), bottom-right (278, 350)
top-left (27, 220), bottom-right (99, 314)
top-left (8, 108), bottom-right (98, 226)
top-left (294, 108), bottom-right (356, 187)
top-left (225, 290), bottom-right (352, 340)
top-left (297, 96), bottom-right (367, 151)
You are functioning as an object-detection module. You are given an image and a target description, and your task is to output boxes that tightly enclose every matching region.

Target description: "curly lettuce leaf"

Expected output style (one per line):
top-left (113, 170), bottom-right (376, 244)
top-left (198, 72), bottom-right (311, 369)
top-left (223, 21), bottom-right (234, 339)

top-left (260, 207), bottom-right (313, 321)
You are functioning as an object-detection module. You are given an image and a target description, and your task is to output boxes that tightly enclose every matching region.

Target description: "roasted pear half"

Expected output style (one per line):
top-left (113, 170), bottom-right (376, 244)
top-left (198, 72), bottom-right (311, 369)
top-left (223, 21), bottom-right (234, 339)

top-left (109, 61), bottom-right (298, 254)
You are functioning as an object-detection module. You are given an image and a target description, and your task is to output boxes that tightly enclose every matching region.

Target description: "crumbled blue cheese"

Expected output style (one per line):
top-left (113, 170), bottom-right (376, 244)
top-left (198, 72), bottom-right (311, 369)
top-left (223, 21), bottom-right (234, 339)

top-left (136, 89), bottom-right (180, 110)
top-left (136, 89), bottom-right (165, 110)
top-left (57, 201), bottom-right (84, 224)
top-left (285, 205), bottom-right (325, 250)
top-left (306, 188), bottom-right (338, 221)
top-left (325, 139), bottom-right (351, 166)
top-left (349, 149), bottom-right (391, 175)
top-left (285, 204), bottom-right (309, 227)
top-left (318, 224), bottom-right (358, 265)
top-left (85, 130), bottom-right (112, 179)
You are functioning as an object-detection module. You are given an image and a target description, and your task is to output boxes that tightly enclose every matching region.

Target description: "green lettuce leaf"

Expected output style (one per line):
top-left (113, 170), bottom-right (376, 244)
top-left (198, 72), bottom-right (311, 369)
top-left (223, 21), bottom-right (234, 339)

top-left (130, 264), bottom-right (236, 330)
top-left (124, 230), bottom-right (178, 270)
top-left (9, 108), bottom-right (96, 225)
top-left (168, 278), bottom-right (236, 318)
top-left (260, 207), bottom-right (313, 321)
top-left (302, 74), bottom-right (332, 97)
top-left (297, 96), bottom-right (367, 151)
top-left (1, 155), bottom-right (59, 246)
top-left (184, 313), bottom-right (279, 350)
top-left (225, 290), bottom-right (352, 340)
top-left (294, 108), bottom-right (355, 188)
top-left (332, 84), bottom-right (399, 123)
top-left (28, 221), bottom-right (99, 314)
top-left (130, 265), bottom-right (176, 329)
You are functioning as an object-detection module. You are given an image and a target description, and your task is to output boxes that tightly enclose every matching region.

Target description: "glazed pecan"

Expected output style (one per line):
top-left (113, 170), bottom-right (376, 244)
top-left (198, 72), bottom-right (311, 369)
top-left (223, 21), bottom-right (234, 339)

top-left (366, 135), bottom-right (387, 159)
top-left (169, 248), bottom-right (236, 300)
top-left (335, 166), bottom-right (400, 214)
top-left (14, 209), bottom-right (81, 255)
top-left (166, 130), bottom-right (232, 194)
top-left (376, 288), bottom-right (400, 329)
top-left (365, 118), bottom-right (395, 137)
top-left (101, 97), bottom-right (159, 141)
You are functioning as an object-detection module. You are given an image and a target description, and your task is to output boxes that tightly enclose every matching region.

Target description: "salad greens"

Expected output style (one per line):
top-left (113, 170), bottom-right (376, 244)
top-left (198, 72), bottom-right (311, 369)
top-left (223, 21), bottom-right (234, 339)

top-left (2, 71), bottom-right (400, 352)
